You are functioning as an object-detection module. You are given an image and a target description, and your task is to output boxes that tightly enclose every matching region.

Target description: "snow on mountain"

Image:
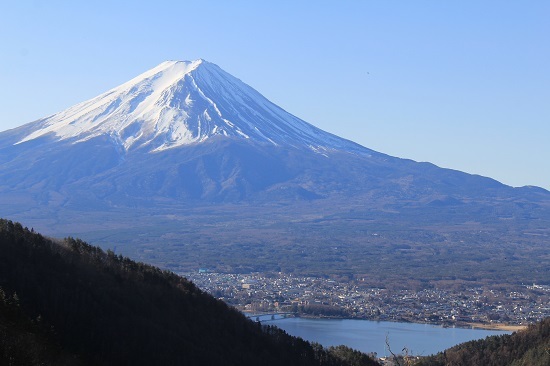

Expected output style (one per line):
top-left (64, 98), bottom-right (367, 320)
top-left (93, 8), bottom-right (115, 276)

top-left (16, 59), bottom-right (367, 155)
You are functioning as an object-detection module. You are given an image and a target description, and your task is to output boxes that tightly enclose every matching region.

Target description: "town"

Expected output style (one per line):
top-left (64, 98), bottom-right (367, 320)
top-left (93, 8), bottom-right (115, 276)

top-left (182, 271), bottom-right (550, 328)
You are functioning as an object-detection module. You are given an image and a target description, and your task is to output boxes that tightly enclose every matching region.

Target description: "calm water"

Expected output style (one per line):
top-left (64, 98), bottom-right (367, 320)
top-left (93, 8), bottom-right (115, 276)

top-left (269, 317), bottom-right (510, 357)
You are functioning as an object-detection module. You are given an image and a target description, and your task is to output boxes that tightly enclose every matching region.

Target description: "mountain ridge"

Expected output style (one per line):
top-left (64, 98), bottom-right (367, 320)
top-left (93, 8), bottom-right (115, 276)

top-left (13, 59), bottom-right (371, 156)
top-left (1, 60), bottom-right (549, 287)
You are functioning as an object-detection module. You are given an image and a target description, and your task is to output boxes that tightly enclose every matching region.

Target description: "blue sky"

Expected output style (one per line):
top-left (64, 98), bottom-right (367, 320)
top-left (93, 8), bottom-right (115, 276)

top-left (1, 1), bottom-right (549, 189)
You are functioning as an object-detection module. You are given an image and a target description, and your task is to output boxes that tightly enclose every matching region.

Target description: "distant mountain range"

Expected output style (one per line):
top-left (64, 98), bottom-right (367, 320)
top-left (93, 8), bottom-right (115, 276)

top-left (1, 60), bottom-right (549, 286)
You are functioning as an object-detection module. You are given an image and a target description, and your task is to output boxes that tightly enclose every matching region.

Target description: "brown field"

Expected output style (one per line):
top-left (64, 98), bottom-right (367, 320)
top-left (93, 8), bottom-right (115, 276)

top-left (466, 322), bottom-right (527, 332)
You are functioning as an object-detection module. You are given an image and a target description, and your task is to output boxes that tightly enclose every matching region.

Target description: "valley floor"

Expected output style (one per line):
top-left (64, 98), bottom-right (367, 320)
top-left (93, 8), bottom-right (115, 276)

top-left (182, 271), bottom-right (549, 329)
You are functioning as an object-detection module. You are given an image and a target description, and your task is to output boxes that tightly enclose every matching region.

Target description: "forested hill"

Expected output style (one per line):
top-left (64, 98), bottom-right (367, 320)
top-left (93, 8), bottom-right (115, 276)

top-left (416, 317), bottom-right (550, 366)
top-left (0, 219), bottom-right (379, 366)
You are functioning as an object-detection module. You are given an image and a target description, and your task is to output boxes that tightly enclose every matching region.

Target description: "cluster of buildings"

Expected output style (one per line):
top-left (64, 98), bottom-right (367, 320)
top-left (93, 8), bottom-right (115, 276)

top-left (182, 271), bottom-right (549, 326)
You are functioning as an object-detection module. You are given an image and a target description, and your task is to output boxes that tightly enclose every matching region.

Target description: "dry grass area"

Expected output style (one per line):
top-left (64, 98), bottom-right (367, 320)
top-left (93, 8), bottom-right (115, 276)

top-left (466, 322), bottom-right (527, 332)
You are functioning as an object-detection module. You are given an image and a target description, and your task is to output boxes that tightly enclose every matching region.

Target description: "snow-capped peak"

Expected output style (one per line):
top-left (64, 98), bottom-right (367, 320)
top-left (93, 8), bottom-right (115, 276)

top-left (16, 59), bottom-right (365, 154)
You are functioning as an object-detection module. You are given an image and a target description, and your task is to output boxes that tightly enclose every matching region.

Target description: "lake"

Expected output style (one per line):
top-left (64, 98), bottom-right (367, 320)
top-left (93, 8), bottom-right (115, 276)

top-left (267, 317), bottom-right (511, 357)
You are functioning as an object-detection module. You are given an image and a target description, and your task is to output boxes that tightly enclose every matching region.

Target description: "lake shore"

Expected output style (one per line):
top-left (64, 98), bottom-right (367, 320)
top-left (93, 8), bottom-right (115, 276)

top-left (464, 322), bottom-right (527, 332)
top-left (246, 312), bottom-right (528, 332)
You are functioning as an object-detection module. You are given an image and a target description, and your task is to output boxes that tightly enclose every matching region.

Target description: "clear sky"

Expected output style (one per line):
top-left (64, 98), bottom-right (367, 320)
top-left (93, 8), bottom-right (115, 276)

top-left (1, 1), bottom-right (549, 189)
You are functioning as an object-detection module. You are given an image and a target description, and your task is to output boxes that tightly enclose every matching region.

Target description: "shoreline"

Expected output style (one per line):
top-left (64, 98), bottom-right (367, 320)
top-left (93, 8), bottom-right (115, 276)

top-left (464, 322), bottom-right (527, 332)
top-left (292, 313), bottom-right (527, 332)
top-left (245, 311), bottom-right (528, 332)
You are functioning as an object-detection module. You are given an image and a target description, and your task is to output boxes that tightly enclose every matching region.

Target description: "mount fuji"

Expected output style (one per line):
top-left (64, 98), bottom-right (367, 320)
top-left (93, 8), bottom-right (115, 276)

top-left (1, 60), bottom-right (549, 282)
top-left (14, 60), bottom-right (366, 154)
top-left (1, 59), bottom-right (383, 204)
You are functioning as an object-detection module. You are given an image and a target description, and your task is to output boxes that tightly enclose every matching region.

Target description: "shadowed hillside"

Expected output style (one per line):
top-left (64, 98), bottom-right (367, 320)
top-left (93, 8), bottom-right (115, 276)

top-left (415, 317), bottom-right (549, 366)
top-left (0, 219), bottom-right (379, 366)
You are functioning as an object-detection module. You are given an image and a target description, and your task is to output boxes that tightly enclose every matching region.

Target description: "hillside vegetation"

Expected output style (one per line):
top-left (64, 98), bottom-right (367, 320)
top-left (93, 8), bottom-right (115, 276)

top-left (415, 317), bottom-right (549, 366)
top-left (0, 219), bottom-right (379, 366)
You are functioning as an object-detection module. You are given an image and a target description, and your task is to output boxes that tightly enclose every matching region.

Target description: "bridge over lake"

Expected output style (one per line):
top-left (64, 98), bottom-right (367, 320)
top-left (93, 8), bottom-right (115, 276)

top-left (245, 312), bottom-right (295, 322)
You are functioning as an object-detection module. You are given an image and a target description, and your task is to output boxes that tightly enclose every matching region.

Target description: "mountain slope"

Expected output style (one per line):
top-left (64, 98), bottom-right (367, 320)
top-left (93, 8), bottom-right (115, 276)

top-left (0, 219), bottom-right (379, 366)
top-left (13, 60), bottom-right (368, 154)
top-left (1, 59), bottom-right (546, 205)
top-left (0, 60), bottom-right (549, 287)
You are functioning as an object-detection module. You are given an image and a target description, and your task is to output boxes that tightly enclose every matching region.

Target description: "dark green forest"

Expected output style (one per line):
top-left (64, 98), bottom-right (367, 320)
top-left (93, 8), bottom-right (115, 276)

top-left (0, 219), bottom-right (379, 366)
top-left (415, 317), bottom-right (549, 366)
